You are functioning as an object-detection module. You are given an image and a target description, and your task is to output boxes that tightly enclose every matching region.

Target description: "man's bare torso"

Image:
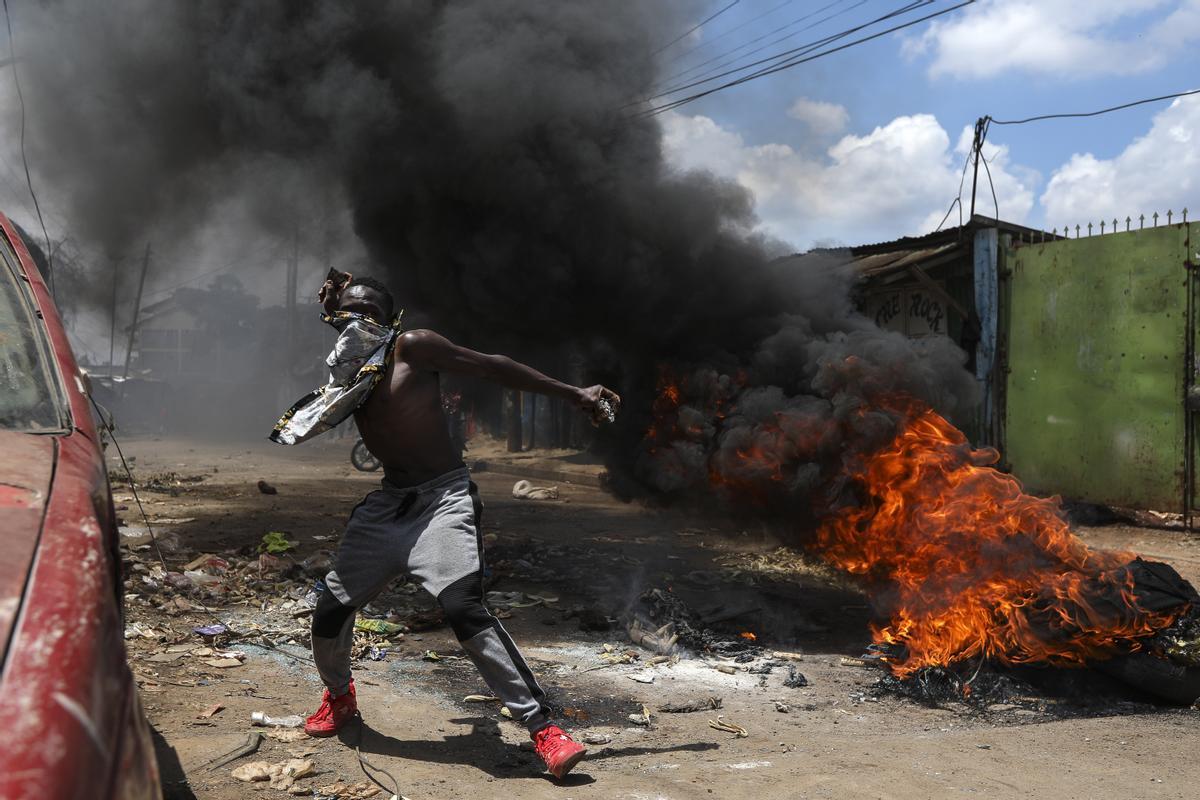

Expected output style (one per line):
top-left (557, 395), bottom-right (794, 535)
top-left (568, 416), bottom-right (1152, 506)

top-left (354, 342), bottom-right (461, 484)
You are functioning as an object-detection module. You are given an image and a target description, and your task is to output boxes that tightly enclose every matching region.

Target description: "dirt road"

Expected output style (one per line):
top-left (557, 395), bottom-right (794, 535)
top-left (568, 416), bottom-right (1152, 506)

top-left (111, 434), bottom-right (1200, 800)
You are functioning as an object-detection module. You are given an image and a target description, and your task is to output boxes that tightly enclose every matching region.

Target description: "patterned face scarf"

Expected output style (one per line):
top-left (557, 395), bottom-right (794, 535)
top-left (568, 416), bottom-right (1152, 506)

top-left (270, 310), bottom-right (402, 445)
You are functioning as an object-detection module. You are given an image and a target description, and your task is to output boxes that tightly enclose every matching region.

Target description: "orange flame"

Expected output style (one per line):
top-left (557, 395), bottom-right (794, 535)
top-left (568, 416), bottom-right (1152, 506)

top-left (739, 631), bottom-right (758, 641)
top-left (817, 401), bottom-right (1179, 677)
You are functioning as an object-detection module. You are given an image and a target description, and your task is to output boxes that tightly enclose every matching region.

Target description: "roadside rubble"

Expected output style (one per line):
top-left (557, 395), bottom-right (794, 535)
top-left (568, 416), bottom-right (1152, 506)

top-left (512, 479), bottom-right (559, 500)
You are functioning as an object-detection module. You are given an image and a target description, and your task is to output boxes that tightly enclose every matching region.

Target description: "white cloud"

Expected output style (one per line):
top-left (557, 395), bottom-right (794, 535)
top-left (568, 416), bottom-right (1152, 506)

top-left (907, 0), bottom-right (1200, 79)
top-left (1040, 95), bottom-right (1200, 226)
top-left (787, 97), bottom-right (850, 137)
top-left (661, 111), bottom-right (1036, 250)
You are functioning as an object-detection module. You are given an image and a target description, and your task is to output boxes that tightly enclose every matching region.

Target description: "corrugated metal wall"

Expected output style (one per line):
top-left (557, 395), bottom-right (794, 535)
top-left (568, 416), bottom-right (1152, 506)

top-left (1002, 223), bottom-right (1196, 512)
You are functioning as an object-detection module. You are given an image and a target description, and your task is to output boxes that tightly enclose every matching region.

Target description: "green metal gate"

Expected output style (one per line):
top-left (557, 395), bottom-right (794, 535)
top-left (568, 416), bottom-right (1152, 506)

top-left (1002, 223), bottom-right (1196, 512)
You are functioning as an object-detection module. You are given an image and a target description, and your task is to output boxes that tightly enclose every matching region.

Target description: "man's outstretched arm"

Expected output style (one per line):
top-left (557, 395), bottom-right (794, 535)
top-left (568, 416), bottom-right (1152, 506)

top-left (398, 329), bottom-right (620, 419)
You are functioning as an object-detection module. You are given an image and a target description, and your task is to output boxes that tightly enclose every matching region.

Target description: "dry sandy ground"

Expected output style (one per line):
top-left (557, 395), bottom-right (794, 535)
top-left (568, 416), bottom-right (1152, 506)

top-left (109, 434), bottom-right (1200, 800)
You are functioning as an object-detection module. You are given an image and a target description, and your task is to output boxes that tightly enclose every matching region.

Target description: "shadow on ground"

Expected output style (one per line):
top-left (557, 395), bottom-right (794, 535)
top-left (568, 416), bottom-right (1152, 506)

top-left (344, 716), bottom-right (719, 781)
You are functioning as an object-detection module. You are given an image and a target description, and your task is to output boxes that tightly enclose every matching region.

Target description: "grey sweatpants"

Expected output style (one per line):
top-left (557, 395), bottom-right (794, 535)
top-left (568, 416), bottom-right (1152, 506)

top-left (311, 466), bottom-right (552, 732)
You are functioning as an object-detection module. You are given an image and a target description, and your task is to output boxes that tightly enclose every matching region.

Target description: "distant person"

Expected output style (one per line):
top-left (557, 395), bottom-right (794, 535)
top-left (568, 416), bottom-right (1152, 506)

top-left (270, 271), bottom-right (619, 780)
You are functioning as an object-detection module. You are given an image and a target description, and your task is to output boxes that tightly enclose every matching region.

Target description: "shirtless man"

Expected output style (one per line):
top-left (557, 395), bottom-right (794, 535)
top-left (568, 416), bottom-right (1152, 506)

top-left (303, 273), bottom-right (619, 780)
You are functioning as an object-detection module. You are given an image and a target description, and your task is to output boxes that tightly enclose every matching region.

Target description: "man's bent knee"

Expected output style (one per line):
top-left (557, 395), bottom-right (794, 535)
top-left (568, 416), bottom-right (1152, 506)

top-left (437, 572), bottom-right (493, 641)
top-left (313, 589), bottom-right (356, 638)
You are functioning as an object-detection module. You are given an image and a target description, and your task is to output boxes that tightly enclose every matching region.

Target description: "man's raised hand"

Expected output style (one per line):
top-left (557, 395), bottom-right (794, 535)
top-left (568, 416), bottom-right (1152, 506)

top-left (575, 385), bottom-right (621, 426)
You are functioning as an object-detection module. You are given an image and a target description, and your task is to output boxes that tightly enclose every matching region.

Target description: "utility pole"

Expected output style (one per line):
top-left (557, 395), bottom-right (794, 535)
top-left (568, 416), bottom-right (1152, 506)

top-left (121, 243), bottom-right (151, 382)
top-left (506, 390), bottom-right (523, 452)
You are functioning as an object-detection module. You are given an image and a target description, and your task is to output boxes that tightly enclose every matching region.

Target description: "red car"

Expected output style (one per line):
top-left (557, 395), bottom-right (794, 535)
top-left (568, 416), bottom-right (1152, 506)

top-left (0, 215), bottom-right (161, 799)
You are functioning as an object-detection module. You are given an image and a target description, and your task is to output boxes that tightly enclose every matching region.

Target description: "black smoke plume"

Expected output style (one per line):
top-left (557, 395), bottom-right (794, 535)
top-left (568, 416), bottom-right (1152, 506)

top-left (15, 0), bottom-right (976, 500)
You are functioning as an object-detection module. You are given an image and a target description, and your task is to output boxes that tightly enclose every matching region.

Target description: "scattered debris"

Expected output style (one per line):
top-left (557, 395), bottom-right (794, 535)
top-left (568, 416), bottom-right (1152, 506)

top-left (316, 781), bottom-right (384, 799)
top-left (231, 757), bottom-right (315, 790)
top-left (205, 731), bottom-right (264, 771)
top-left (627, 704), bottom-right (652, 726)
top-left (774, 701), bottom-right (790, 713)
top-left (783, 666), bottom-right (810, 688)
top-left (365, 646), bottom-right (388, 661)
top-left (260, 531), bottom-right (294, 554)
top-left (257, 480), bottom-right (278, 495)
top-left (628, 672), bottom-right (656, 684)
top-left (581, 732), bottom-right (612, 746)
top-left (658, 696), bottom-right (722, 714)
top-left (511, 480), bottom-right (559, 500)
top-left (193, 623), bottom-right (228, 638)
top-left (251, 711), bottom-right (304, 728)
top-left (354, 618), bottom-right (405, 636)
top-left (463, 694), bottom-right (498, 703)
top-left (708, 715), bottom-right (749, 738)
top-left (197, 703), bottom-right (225, 719)
top-left (714, 664), bottom-right (738, 675)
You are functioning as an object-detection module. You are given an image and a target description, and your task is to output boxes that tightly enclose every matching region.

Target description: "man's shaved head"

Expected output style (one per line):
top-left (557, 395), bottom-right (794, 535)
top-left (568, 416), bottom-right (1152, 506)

top-left (339, 276), bottom-right (394, 322)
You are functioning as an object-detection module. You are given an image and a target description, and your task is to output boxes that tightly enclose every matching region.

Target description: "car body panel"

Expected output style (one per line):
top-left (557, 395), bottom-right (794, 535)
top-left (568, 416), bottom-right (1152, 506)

top-left (0, 430), bottom-right (52, 673)
top-left (0, 215), bottom-right (160, 799)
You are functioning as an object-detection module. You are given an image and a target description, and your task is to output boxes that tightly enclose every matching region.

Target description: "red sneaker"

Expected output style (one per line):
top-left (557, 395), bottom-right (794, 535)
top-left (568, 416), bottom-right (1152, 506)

top-left (304, 681), bottom-right (358, 737)
top-left (532, 725), bottom-right (587, 779)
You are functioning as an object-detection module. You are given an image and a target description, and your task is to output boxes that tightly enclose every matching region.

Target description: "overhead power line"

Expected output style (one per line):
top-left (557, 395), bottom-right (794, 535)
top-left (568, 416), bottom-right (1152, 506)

top-left (655, 0), bottom-right (857, 93)
top-left (989, 87), bottom-right (1200, 126)
top-left (637, 0), bottom-right (976, 117)
top-left (653, 0), bottom-right (741, 57)
top-left (662, 0), bottom-right (797, 68)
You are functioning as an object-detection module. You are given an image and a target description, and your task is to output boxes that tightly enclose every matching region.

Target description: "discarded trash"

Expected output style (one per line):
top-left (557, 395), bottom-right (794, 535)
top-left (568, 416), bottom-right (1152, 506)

top-left (231, 758), bottom-right (314, 790)
top-left (205, 731), bottom-right (264, 771)
top-left (183, 569), bottom-right (224, 586)
top-left (658, 696), bottom-right (722, 714)
top-left (581, 732), bottom-right (612, 745)
top-left (774, 701), bottom-right (790, 713)
top-left (365, 646), bottom-right (388, 661)
top-left (839, 656), bottom-right (872, 668)
top-left (628, 672), bottom-right (656, 684)
top-left (317, 781), bottom-right (386, 799)
top-left (511, 480), bottom-right (559, 500)
top-left (124, 622), bottom-right (159, 640)
top-left (193, 623), bottom-right (228, 638)
top-left (251, 711), bottom-right (305, 728)
top-left (204, 658), bottom-right (244, 669)
top-left (463, 694), bottom-right (499, 703)
top-left (354, 618), bottom-right (405, 636)
top-left (628, 704), bottom-right (652, 726)
top-left (184, 553), bottom-right (229, 573)
top-left (715, 664), bottom-right (738, 675)
top-left (260, 531), bottom-right (294, 554)
top-left (264, 728), bottom-right (308, 743)
top-left (301, 554), bottom-right (333, 578)
top-left (257, 480), bottom-right (278, 495)
top-left (302, 580), bottom-right (326, 608)
top-left (773, 650), bottom-right (805, 662)
top-left (198, 703), bottom-right (225, 719)
top-left (783, 666), bottom-right (809, 688)
top-left (708, 715), bottom-right (749, 738)
top-left (500, 707), bottom-right (513, 719)
top-left (422, 650), bottom-right (441, 661)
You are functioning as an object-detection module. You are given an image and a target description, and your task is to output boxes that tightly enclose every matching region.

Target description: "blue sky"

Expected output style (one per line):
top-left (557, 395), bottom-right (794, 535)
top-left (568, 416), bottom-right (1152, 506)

top-left (656, 0), bottom-right (1200, 249)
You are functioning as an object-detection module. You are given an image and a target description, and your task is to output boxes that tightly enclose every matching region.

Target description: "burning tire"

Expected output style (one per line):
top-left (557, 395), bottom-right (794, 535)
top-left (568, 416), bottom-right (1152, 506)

top-left (1095, 651), bottom-right (1200, 705)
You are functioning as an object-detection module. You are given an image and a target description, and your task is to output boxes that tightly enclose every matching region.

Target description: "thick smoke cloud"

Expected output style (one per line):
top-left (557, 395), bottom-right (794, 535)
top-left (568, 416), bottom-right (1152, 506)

top-left (15, 0), bottom-right (977, 502)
